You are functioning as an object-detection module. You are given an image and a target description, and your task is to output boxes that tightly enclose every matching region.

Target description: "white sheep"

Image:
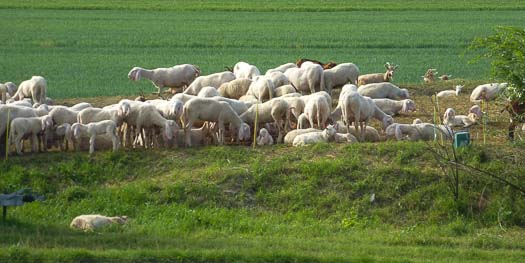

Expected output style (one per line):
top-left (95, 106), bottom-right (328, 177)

top-left (470, 83), bottom-right (508, 102)
top-left (284, 62), bottom-right (325, 94)
top-left (182, 98), bottom-right (251, 147)
top-left (372, 98), bottom-right (416, 116)
top-left (334, 132), bottom-right (358, 143)
top-left (12, 76), bottom-right (47, 104)
top-left (323, 63), bottom-right (360, 95)
top-left (256, 127), bottom-right (274, 146)
top-left (274, 84), bottom-right (297, 97)
top-left (212, 96), bottom-right (250, 115)
top-left (170, 93), bottom-right (197, 104)
top-left (78, 101), bottom-right (131, 126)
top-left (0, 105), bottom-right (41, 138)
top-left (71, 120), bottom-right (120, 154)
top-left (283, 128), bottom-right (319, 144)
top-left (8, 115), bottom-right (53, 155)
top-left (218, 78), bottom-right (252, 99)
top-left (292, 124), bottom-right (337, 147)
top-left (183, 71), bottom-right (236, 95)
top-left (173, 122), bottom-right (217, 147)
top-left (265, 71), bottom-right (290, 88)
top-left (247, 76), bottom-right (274, 102)
top-left (7, 99), bottom-right (33, 108)
top-left (70, 102), bottom-right (93, 111)
top-left (135, 104), bottom-right (177, 148)
top-left (387, 122), bottom-right (454, 141)
top-left (436, 85), bottom-right (463, 99)
top-left (128, 64), bottom-right (200, 96)
top-left (334, 121), bottom-right (381, 142)
top-left (357, 82), bottom-right (409, 99)
top-left (265, 63), bottom-right (298, 75)
top-left (358, 62), bottom-right (398, 86)
top-left (70, 214), bottom-right (128, 231)
top-left (296, 113), bottom-right (310, 129)
top-left (145, 99), bottom-right (184, 123)
top-left (197, 86), bottom-right (220, 98)
top-left (48, 106), bottom-right (81, 126)
top-left (443, 108), bottom-right (479, 128)
top-left (304, 94), bottom-right (331, 129)
top-left (232, 61), bottom-right (261, 79)
top-left (240, 98), bottom-right (292, 143)
top-left (468, 105), bottom-right (483, 119)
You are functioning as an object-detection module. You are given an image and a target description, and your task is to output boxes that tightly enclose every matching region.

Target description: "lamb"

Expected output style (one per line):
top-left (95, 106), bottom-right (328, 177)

top-left (173, 122), bottom-right (217, 147)
top-left (0, 105), bottom-right (41, 138)
top-left (334, 121), bottom-right (381, 142)
top-left (292, 124), bottom-right (337, 147)
top-left (170, 93), bottom-right (197, 104)
top-left (273, 84), bottom-right (297, 97)
top-left (70, 102), bottom-right (93, 111)
top-left (334, 132), bottom-right (358, 143)
top-left (265, 63), bottom-right (298, 74)
top-left (284, 62), bottom-right (325, 94)
top-left (247, 76), bottom-right (274, 102)
top-left (128, 64), bottom-right (200, 96)
top-left (357, 82), bottom-right (409, 99)
top-left (218, 78), bottom-right (252, 99)
top-left (197, 86), bottom-right (220, 98)
top-left (443, 108), bottom-right (479, 128)
top-left (339, 89), bottom-right (394, 141)
top-left (283, 128), bottom-right (319, 144)
top-left (296, 113), bottom-right (310, 129)
top-left (145, 99), bottom-right (184, 123)
top-left (70, 214), bottom-right (128, 231)
top-left (468, 105), bottom-right (483, 119)
top-left (231, 61), bottom-right (261, 79)
top-left (470, 82), bottom-right (508, 102)
top-left (372, 98), bottom-right (416, 116)
top-left (0, 82), bottom-right (16, 104)
top-left (52, 123), bottom-right (73, 151)
top-left (48, 106), bottom-right (81, 126)
top-left (71, 120), bottom-right (120, 154)
top-left (387, 122), bottom-right (454, 141)
top-left (256, 127), bottom-right (274, 146)
top-left (135, 104), bottom-right (177, 148)
top-left (182, 98), bottom-right (251, 147)
top-left (436, 85), bottom-right (463, 99)
top-left (303, 94), bottom-right (331, 129)
top-left (323, 63), bottom-right (360, 95)
top-left (183, 71), bottom-right (236, 95)
top-left (11, 76), bottom-right (47, 104)
top-left (422, 68), bottom-right (437, 83)
top-left (8, 115), bottom-right (53, 155)
top-left (357, 62), bottom-right (398, 86)
top-left (240, 98), bottom-right (292, 143)
top-left (78, 100), bottom-right (131, 126)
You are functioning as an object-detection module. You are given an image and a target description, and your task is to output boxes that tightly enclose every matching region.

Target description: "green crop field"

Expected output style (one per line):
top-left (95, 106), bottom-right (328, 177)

top-left (0, 1), bottom-right (524, 98)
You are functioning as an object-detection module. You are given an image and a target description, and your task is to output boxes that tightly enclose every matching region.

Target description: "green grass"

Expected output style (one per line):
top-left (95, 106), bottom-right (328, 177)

top-left (1, 143), bottom-right (525, 262)
top-left (0, 3), bottom-right (524, 98)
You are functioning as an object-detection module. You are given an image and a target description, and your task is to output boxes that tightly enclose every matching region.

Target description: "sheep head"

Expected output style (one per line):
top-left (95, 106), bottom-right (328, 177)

top-left (71, 123), bottom-right (81, 139)
top-left (402, 99), bottom-right (416, 113)
top-left (238, 123), bottom-right (251, 142)
top-left (128, 67), bottom-right (142, 81)
top-left (41, 116), bottom-right (53, 131)
top-left (382, 116), bottom-right (394, 131)
top-left (455, 85), bottom-right (463, 95)
top-left (163, 120), bottom-right (176, 141)
top-left (118, 101), bottom-right (131, 118)
top-left (323, 124), bottom-right (337, 140)
top-left (443, 108), bottom-right (455, 124)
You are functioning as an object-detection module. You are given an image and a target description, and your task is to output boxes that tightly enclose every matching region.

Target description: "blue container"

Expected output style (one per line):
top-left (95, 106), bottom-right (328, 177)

top-left (454, 132), bottom-right (470, 148)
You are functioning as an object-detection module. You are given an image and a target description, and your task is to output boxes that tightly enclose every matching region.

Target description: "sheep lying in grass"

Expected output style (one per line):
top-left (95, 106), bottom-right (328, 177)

top-left (443, 108), bottom-right (479, 128)
top-left (386, 122), bottom-right (454, 141)
top-left (9, 115), bottom-right (53, 155)
top-left (71, 120), bottom-right (119, 154)
top-left (470, 82), bottom-right (508, 103)
top-left (283, 128), bottom-right (319, 144)
top-left (183, 71), bottom-right (236, 95)
top-left (358, 62), bottom-right (398, 86)
top-left (12, 76), bottom-right (47, 104)
top-left (334, 121), bottom-right (381, 142)
top-left (128, 64), bottom-right (200, 96)
top-left (372, 98), bottom-right (416, 116)
top-left (334, 131), bottom-right (358, 143)
top-left (292, 124), bottom-right (337, 147)
top-left (218, 78), bottom-right (252, 99)
top-left (70, 214), bottom-right (128, 231)
top-left (357, 82), bottom-right (409, 99)
top-left (257, 127), bottom-right (274, 146)
top-left (323, 63), bottom-right (359, 95)
top-left (436, 85), bottom-right (463, 99)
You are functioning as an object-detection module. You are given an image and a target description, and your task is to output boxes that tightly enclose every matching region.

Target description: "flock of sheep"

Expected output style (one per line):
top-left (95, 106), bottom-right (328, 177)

top-left (0, 60), bottom-right (514, 155)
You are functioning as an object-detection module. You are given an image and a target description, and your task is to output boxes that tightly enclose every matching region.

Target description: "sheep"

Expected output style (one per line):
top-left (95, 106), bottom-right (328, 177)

top-left (281, 95), bottom-right (306, 122)
top-left (372, 98), bottom-right (416, 116)
top-left (7, 99), bottom-right (33, 108)
top-left (284, 62), bottom-right (325, 94)
top-left (292, 124), bottom-right (337, 147)
top-left (357, 62), bottom-right (398, 86)
top-left (334, 132), bottom-right (358, 143)
top-left (218, 78), bottom-right (252, 99)
top-left (128, 64), bottom-right (200, 96)
top-left (145, 99), bottom-right (184, 124)
top-left (470, 82), bottom-right (508, 102)
top-left (264, 71), bottom-right (290, 88)
top-left (265, 63), bottom-right (298, 74)
top-left (357, 82), bottom-right (409, 99)
top-left (422, 68), bottom-right (438, 83)
top-left (283, 128), bottom-right (319, 144)
top-left (11, 76), bottom-right (47, 104)
top-left (212, 96), bottom-right (249, 115)
top-left (240, 98), bottom-right (292, 143)
top-left (339, 90), bottom-right (394, 141)
top-left (70, 102), bottom-right (93, 111)
top-left (170, 93), bottom-right (197, 104)
top-left (469, 105), bottom-right (483, 119)
top-left (443, 108), bottom-right (479, 128)
top-left (334, 121), bottom-right (381, 142)
top-left (70, 214), bottom-right (128, 231)
top-left (197, 86), bottom-right (220, 98)
top-left (48, 106), bottom-right (81, 126)
top-left (247, 76), bottom-right (274, 102)
top-left (78, 100), bottom-right (131, 126)
top-left (295, 58), bottom-right (337, 69)
top-left (183, 71), bottom-right (236, 95)
top-left (173, 122), bottom-right (217, 147)
top-left (436, 85), bottom-right (463, 99)
top-left (1, 83), bottom-right (10, 104)
top-left (256, 127), bottom-right (274, 146)
top-left (71, 120), bottom-right (119, 154)
top-left (296, 113), bottom-right (310, 129)
top-left (274, 84), bottom-right (297, 97)
top-left (387, 122), bottom-right (454, 141)
top-left (182, 98), bottom-right (251, 147)
top-left (52, 123), bottom-right (73, 151)
top-left (323, 63), bottom-right (360, 95)
top-left (1, 82), bottom-right (17, 99)
top-left (0, 105), bottom-right (41, 139)
top-left (231, 61), bottom-right (261, 79)
top-left (8, 115), bottom-right (53, 155)
top-left (135, 104), bottom-right (177, 148)
top-left (303, 94), bottom-right (331, 129)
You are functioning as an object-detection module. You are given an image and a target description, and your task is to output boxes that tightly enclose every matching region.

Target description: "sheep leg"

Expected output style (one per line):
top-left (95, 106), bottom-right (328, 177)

top-left (184, 120), bottom-right (193, 147)
top-left (110, 127), bottom-right (119, 152)
top-left (31, 134), bottom-right (38, 153)
top-left (89, 135), bottom-right (96, 154)
top-left (15, 135), bottom-right (24, 155)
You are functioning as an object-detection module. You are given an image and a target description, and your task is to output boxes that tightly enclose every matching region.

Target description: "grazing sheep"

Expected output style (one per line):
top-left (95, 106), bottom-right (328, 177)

top-left (247, 76), bottom-right (274, 102)
top-left (240, 98), bottom-right (292, 143)
top-left (358, 62), bottom-right (398, 86)
top-left (78, 101), bottom-right (131, 126)
top-left (357, 82), bottom-right (409, 99)
top-left (72, 120), bottom-right (119, 154)
top-left (265, 63), bottom-right (298, 74)
top-left (218, 78), bottom-right (252, 99)
top-left (284, 62), bottom-right (325, 94)
top-left (422, 68), bottom-right (437, 83)
top-left (339, 90), bottom-right (394, 141)
top-left (212, 97), bottom-right (249, 115)
top-left (49, 106), bottom-right (81, 126)
top-left (470, 83), bottom-right (508, 102)
top-left (135, 104), bottom-right (177, 148)
top-left (70, 102), bottom-right (93, 111)
top-left (145, 99), bottom-right (184, 123)
top-left (304, 94), bottom-right (331, 129)
top-left (183, 71), bottom-right (236, 95)
top-left (372, 98), bottom-right (416, 116)
top-left (197, 86), bottom-right (220, 98)
top-left (128, 64), bottom-right (200, 96)
top-left (436, 85), bottom-right (463, 99)
top-left (256, 127), bottom-right (274, 146)
top-left (231, 61), bottom-right (261, 79)
top-left (296, 113), bottom-right (310, 129)
top-left (170, 93), bottom-right (197, 104)
top-left (9, 115), bottom-right (53, 155)
top-left (292, 124), bottom-right (337, 147)
top-left (70, 214), bottom-right (128, 231)
top-left (443, 108), bottom-right (479, 128)
top-left (0, 105), bottom-right (42, 139)
top-left (323, 63), bottom-right (360, 95)
top-left (12, 76), bottom-right (47, 104)
top-left (182, 98), bottom-right (251, 146)
top-left (334, 121), bottom-right (381, 142)
top-left (274, 84), bottom-right (297, 97)
top-left (265, 71), bottom-right (290, 88)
